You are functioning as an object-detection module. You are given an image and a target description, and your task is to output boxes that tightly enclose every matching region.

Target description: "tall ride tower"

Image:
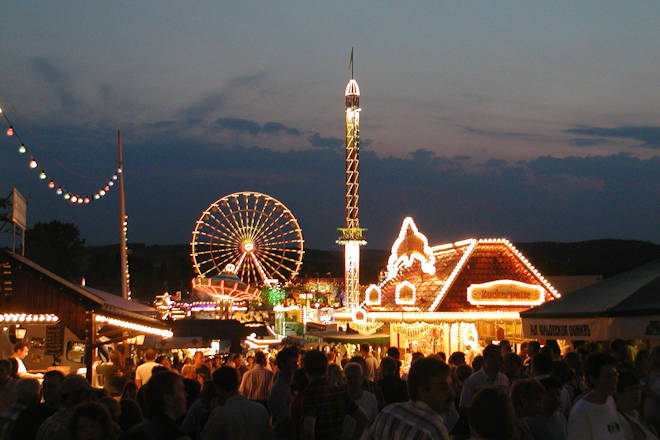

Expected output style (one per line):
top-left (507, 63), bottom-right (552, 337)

top-left (337, 69), bottom-right (366, 311)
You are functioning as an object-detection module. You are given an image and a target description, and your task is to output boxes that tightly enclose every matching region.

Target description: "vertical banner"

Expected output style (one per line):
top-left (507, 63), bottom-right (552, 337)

top-left (11, 188), bottom-right (26, 230)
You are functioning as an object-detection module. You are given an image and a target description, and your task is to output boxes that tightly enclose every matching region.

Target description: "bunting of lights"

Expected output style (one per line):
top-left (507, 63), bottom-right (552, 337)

top-left (1, 107), bottom-right (120, 205)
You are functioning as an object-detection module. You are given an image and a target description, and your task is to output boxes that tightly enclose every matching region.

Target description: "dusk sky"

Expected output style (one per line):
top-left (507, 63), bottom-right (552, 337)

top-left (1, 1), bottom-right (659, 250)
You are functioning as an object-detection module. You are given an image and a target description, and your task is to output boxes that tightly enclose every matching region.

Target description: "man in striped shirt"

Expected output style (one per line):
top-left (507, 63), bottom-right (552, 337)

top-left (239, 351), bottom-right (274, 406)
top-left (367, 357), bottom-right (453, 440)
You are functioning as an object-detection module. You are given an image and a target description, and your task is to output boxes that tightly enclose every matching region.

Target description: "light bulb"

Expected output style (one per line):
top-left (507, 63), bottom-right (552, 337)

top-left (108, 181), bottom-right (114, 186)
top-left (99, 190), bottom-right (106, 196)
top-left (94, 194), bottom-right (100, 199)
top-left (84, 197), bottom-right (90, 204)
top-left (18, 145), bottom-right (26, 154)
top-left (39, 171), bottom-right (47, 180)
top-left (71, 196), bottom-right (78, 203)
top-left (77, 198), bottom-right (83, 204)
top-left (56, 187), bottom-right (63, 195)
top-left (48, 180), bottom-right (55, 189)
top-left (104, 185), bottom-right (110, 191)
top-left (29, 159), bottom-right (38, 169)
top-left (112, 175), bottom-right (117, 180)
top-left (6, 127), bottom-right (14, 136)
top-left (64, 193), bottom-right (71, 200)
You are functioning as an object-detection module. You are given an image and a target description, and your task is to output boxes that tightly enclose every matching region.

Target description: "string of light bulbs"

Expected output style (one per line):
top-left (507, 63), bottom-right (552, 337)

top-left (1, 106), bottom-right (120, 205)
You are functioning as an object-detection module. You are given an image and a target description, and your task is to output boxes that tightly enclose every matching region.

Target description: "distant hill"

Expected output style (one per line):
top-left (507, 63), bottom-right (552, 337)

top-left (82, 239), bottom-right (660, 301)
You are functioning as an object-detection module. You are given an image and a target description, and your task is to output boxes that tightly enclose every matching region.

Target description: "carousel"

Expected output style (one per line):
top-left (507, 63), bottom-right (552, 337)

top-left (334, 217), bottom-right (561, 355)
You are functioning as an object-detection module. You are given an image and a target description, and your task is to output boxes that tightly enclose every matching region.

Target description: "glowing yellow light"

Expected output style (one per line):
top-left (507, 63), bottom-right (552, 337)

top-left (335, 310), bottom-right (521, 323)
top-left (0, 314), bottom-right (59, 323)
top-left (467, 279), bottom-right (545, 306)
top-left (94, 314), bottom-right (173, 338)
top-left (345, 78), bottom-right (360, 96)
top-left (395, 280), bottom-right (416, 305)
top-left (386, 217), bottom-right (436, 281)
top-left (364, 284), bottom-right (381, 305)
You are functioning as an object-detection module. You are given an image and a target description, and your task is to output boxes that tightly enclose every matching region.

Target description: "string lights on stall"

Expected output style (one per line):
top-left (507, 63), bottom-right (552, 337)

top-left (1, 107), bottom-right (120, 205)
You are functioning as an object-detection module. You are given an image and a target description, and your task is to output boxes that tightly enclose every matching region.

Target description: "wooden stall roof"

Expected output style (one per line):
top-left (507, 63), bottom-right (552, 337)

top-left (1, 250), bottom-right (166, 337)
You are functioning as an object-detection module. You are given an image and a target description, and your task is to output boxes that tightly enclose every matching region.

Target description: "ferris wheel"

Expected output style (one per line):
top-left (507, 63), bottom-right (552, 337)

top-left (191, 192), bottom-right (304, 287)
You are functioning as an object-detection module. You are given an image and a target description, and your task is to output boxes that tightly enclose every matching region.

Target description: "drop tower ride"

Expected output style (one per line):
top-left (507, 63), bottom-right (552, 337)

top-left (337, 54), bottom-right (366, 311)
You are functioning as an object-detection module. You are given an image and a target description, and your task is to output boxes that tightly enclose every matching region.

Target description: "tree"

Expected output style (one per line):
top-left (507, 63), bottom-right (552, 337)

top-left (260, 285), bottom-right (287, 307)
top-left (25, 221), bottom-right (86, 281)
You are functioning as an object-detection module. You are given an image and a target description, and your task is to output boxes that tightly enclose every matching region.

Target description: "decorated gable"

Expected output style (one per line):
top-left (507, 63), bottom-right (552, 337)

top-left (364, 218), bottom-right (559, 312)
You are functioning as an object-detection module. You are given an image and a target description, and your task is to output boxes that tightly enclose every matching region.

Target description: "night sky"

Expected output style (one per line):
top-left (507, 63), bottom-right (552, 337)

top-left (1, 2), bottom-right (659, 250)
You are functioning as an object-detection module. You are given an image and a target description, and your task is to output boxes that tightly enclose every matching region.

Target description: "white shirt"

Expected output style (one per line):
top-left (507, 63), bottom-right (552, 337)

top-left (342, 391), bottom-right (378, 440)
top-left (459, 368), bottom-right (510, 408)
top-left (14, 357), bottom-right (27, 374)
top-left (567, 395), bottom-right (625, 440)
top-left (239, 364), bottom-right (273, 401)
top-left (135, 361), bottom-right (159, 385)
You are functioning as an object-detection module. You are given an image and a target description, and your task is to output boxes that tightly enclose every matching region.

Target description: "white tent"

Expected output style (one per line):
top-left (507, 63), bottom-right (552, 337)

top-left (521, 259), bottom-right (660, 340)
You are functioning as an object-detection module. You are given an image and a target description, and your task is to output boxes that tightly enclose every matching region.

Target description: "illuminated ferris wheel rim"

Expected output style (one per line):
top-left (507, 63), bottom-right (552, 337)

top-left (190, 191), bottom-right (304, 287)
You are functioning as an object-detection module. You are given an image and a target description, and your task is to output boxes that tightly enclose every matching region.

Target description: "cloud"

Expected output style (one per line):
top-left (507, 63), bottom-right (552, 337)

top-left (309, 132), bottom-right (343, 149)
top-left (485, 158), bottom-right (507, 167)
top-left (569, 138), bottom-right (612, 147)
top-left (565, 126), bottom-right (660, 149)
top-left (454, 155), bottom-right (471, 161)
top-left (262, 122), bottom-right (300, 136)
top-left (213, 117), bottom-right (261, 135)
top-left (178, 92), bottom-right (226, 121)
top-left (463, 126), bottom-right (545, 142)
top-left (30, 57), bottom-right (66, 83)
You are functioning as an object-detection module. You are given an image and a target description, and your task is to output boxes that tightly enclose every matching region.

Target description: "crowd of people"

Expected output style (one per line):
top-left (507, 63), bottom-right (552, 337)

top-left (0, 339), bottom-right (659, 439)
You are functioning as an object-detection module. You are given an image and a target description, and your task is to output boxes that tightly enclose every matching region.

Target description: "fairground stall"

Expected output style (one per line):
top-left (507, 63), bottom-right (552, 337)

top-left (0, 251), bottom-right (172, 381)
top-left (333, 217), bottom-right (561, 355)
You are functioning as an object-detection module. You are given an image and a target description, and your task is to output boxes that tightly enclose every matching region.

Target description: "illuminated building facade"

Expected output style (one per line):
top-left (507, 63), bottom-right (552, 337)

top-left (337, 76), bottom-right (366, 311)
top-left (334, 217), bottom-right (560, 354)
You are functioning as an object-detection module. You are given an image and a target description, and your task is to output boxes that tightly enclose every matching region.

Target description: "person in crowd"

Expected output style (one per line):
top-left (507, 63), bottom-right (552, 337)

top-left (181, 364), bottom-right (197, 381)
top-left (377, 356), bottom-right (409, 406)
top-left (11, 369), bottom-right (64, 440)
top-left (359, 344), bottom-right (378, 382)
top-left (99, 396), bottom-right (122, 435)
top-left (526, 377), bottom-right (567, 440)
top-left (386, 347), bottom-right (402, 376)
top-left (448, 351), bottom-right (467, 367)
top-left (567, 351), bottom-right (625, 440)
top-left (510, 378), bottom-right (544, 440)
top-left (121, 381), bottom-right (139, 401)
top-left (269, 347), bottom-right (299, 440)
top-left (343, 362), bottom-right (378, 439)
top-left (643, 346), bottom-right (660, 435)
top-left (610, 340), bottom-right (633, 370)
top-left (239, 351), bottom-right (274, 407)
top-left (96, 350), bottom-right (128, 398)
top-left (368, 357), bottom-right (454, 439)
top-left (563, 351), bottom-right (585, 400)
top-left (182, 368), bottom-right (202, 411)
top-left (124, 370), bottom-right (188, 440)
top-left (436, 352), bottom-right (447, 363)
top-left (182, 380), bottom-right (217, 440)
top-left (615, 370), bottom-right (658, 440)
top-left (524, 341), bottom-right (541, 374)
top-left (299, 350), bottom-right (367, 440)
top-left (350, 356), bottom-right (385, 410)
top-left (290, 368), bottom-right (309, 430)
top-left (156, 355), bottom-right (172, 370)
top-left (471, 355), bottom-right (484, 372)
top-left (0, 377), bottom-right (41, 439)
top-left (551, 360), bottom-right (576, 418)
top-left (460, 344), bottom-right (510, 409)
top-left (37, 374), bottom-right (92, 440)
top-left (201, 366), bottom-right (270, 439)
top-left (68, 401), bottom-right (117, 440)
top-left (10, 342), bottom-right (41, 379)
top-left (327, 363), bottom-right (345, 387)
top-left (232, 353), bottom-right (248, 379)
top-left (192, 351), bottom-right (205, 370)
top-left (504, 352), bottom-right (526, 383)
top-left (532, 352), bottom-right (553, 379)
top-left (500, 340), bottom-right (513, 355)
top-left (135, 349), bottom-right (159, 388)
top-left (0, 360), bottom-right (18, 413)
top-left (469, 386), bottom-right (516, 440)
top-left (118, 398), bottom-right (144, 433)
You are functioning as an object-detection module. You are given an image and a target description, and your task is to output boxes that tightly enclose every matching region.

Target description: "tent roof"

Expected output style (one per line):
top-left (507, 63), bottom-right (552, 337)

top-left (521, 259), bottom-right (660, 318)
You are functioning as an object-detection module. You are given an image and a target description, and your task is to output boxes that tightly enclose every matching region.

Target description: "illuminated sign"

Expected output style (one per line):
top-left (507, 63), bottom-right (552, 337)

top-left (467, 280), bottom-right (545, 306)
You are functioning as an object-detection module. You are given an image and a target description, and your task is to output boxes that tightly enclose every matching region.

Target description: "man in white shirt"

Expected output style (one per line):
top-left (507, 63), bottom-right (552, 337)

top-left (567, 352), bottom-right (624, 440)
top-left (459, 344), bottom-right (510, 409)
top-left (11, 342), bottom-right (41, 380)
top-left (239, 351), bottom-right (273, 405)
top-left (135, 349), bottom-right (159, 388)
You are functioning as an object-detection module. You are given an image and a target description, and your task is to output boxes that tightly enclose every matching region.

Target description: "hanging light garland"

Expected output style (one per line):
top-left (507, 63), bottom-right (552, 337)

top-left (1, 106), bottom-right (120, 205)
top-left (390, 322), bottom-right (436, 340)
